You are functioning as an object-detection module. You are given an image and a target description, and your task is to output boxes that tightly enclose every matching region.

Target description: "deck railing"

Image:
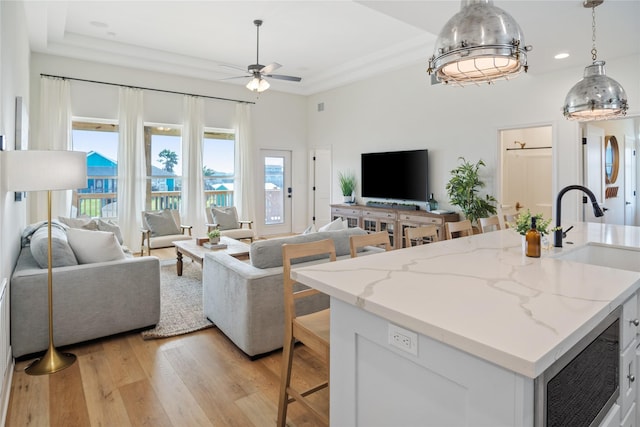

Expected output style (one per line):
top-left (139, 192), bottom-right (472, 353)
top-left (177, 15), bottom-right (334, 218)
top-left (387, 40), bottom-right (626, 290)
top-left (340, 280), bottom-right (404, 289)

top-left (75, 190), bottom-right (234, 218)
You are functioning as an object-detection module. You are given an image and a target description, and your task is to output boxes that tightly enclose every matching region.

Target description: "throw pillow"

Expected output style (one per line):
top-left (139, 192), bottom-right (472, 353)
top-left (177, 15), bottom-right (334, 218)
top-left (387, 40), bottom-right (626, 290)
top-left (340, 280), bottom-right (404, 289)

top-left (211, 206), bottom-right (240, 231)
top-left (58, 216), bottom-right (99, 230)
top-left (303, 224), bottom-right (317, 234)
top-left (97, 219), bottom-right (124, 245)
top-left (30, 225), bottom-right (79, 268)
top-left (144, 209), bottom-right (181, 236)
top-left (318, 217), bottom-right (346, 232)
top-left (67, 228), bottom-right (126, 264)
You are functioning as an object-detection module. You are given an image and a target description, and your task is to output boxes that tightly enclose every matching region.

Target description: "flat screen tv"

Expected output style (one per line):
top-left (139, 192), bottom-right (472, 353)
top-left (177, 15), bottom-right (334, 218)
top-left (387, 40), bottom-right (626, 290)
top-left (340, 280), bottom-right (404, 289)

top-left (361, 149), bottom-right (428, 202)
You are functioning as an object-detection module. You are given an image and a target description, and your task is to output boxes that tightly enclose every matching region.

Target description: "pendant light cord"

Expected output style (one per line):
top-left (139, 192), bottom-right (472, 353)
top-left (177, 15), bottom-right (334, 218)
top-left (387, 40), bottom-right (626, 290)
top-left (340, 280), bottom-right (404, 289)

top-left (591, 6), bottom-right (598, 61)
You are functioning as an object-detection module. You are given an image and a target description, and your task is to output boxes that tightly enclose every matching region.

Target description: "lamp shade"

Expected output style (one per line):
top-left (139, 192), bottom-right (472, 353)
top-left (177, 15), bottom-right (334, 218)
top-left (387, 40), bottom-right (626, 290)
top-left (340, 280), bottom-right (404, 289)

top-left (428, 0), bottom-right (530, 86)
top-left (246, 76), bottom-right (270, 92)
top-left (563, 61), bottom-right (629, 121)
top-left (4, 150), bottom-right (87, 191)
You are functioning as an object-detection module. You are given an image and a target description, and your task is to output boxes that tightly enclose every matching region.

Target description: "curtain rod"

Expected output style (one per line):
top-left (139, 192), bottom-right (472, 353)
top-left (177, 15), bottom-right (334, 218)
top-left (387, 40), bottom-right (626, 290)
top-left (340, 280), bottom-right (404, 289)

top-left (40, 73), bottom-right (255, 105)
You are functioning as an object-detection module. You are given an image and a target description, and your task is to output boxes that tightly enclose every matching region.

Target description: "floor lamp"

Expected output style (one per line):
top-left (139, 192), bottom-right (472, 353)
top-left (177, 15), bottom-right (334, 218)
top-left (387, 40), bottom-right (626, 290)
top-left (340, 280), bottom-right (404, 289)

top-left (3, 150), bottom-right (87, 375)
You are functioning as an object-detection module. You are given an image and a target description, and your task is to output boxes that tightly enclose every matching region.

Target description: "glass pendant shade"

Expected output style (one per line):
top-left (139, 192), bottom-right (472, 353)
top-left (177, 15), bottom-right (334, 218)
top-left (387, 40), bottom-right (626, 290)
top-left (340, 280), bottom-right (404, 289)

top-left (246, 76), bottom-right (270, 92)
top-left (563, 61), bottom-right (628, 120)
top-left (428, 0), bottom-right (530, 86)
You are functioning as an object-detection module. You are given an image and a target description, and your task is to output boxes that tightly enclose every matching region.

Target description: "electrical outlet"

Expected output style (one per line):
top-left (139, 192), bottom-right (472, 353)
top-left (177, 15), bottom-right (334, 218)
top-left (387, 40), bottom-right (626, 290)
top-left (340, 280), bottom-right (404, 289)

top-left (388, 323), bottom-right (418, 356)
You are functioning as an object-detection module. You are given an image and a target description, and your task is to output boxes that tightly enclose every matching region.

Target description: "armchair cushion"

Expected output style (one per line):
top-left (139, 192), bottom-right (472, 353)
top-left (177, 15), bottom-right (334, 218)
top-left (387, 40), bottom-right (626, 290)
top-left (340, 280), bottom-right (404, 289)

top-left (58, 216), bottom-right (99, 230)
top-left (144, 209), bottom-right (181, 236)
top-left (211, 206), bottom-right (240, 230)
top-left (30, 225), bottom-right (78, 268)
top-left (67, 228), bottom-right (126, 264)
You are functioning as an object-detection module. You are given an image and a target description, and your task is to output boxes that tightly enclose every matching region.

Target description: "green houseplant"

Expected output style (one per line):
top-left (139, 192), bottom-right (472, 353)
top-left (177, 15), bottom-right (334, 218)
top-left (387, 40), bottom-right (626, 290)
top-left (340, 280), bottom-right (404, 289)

top-left (511, 210), bottom-right (554, 236)
top-left (207, 228), bottom-right (221, 243)
top-left (445, 157), bottom-right (497, 226)
top-left (338, 171), bottom-right (357, 203)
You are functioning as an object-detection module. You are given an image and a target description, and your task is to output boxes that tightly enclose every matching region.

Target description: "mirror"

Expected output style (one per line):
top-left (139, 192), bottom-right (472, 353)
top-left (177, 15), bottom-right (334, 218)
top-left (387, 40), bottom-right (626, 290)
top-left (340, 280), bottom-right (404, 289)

top-left (604, 135), bottom-right (619, 184)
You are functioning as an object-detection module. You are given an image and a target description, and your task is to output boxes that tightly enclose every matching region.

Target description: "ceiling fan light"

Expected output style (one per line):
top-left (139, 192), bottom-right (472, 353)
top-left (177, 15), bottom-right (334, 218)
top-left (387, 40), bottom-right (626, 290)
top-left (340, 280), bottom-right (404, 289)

top-left (428, 0), bottom-right (530, 86)
top-left (563, 60), bottom-right (628, 121)
top-left (246, 76), bottom-right (270, 93)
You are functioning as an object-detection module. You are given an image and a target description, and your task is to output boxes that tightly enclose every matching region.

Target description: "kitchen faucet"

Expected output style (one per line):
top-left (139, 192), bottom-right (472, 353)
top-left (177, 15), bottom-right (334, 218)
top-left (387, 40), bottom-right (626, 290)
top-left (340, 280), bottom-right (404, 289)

top-left (554, 185), bottom-right (604, 247)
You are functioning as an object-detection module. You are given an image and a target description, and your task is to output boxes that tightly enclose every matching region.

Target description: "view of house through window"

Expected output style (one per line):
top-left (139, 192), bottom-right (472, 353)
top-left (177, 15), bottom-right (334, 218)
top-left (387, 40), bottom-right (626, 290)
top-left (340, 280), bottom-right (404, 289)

top-left (72, 121), bottom-right (237, 219)
top-left (146, 126), bottom-right (182, 211)
top-left (203, 129), bottom-right (235, 208)
top-left (71, 121), bottom-right (119, 218)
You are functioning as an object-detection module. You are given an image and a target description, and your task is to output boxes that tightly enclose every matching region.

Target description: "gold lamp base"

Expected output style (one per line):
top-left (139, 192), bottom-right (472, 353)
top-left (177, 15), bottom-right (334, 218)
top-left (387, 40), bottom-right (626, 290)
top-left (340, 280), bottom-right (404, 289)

top-left (25, 346), bottom-right (76, 376)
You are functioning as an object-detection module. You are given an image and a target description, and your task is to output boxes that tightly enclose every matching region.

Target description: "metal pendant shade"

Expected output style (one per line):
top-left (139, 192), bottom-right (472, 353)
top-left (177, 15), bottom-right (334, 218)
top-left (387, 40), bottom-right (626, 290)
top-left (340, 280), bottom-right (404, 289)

top-left (428, 0), bottom-right (531, 86)
top-left (563, 1), bottom-right (629, 121)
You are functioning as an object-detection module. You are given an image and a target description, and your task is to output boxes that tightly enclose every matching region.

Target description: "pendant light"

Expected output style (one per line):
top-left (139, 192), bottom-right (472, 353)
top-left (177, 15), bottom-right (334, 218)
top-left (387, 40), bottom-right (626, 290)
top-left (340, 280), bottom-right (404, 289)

top-left (563, 0), bottom-right (628, 121)
top-left (246, 76), bottom-right (270, 93)
top-left (427, 0), bottom-right (531, 86)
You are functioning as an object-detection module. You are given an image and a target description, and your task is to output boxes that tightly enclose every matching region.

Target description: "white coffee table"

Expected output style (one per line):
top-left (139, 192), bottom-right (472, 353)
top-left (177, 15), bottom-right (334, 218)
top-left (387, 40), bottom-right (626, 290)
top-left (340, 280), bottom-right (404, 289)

top-left (173, 236), bottom-right (250, 276)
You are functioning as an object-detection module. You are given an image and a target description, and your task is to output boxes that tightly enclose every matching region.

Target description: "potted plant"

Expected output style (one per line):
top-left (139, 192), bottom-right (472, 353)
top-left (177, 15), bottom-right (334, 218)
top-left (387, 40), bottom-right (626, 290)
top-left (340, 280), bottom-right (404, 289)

top-left (207, 228), bottom-right (221, 244)
top-left (510, 209), bottom-right (557, 252)
top-left (445, 157), bottom-right (497, 228)
top-left (338, 171), bottom-right (357, 204)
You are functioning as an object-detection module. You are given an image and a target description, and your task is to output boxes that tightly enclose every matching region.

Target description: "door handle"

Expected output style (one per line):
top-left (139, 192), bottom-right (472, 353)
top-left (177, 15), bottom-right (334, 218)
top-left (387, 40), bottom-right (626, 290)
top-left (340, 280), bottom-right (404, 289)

top-left (287, 187), bottom-right (292, 198)
top-left (626, 201), bottom-right (632, 205)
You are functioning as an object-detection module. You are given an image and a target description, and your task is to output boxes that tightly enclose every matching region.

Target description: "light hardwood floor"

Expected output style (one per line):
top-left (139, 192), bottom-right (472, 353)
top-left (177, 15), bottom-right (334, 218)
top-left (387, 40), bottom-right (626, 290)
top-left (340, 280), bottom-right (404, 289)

top-left (6, 249), bottom-right (328, 427)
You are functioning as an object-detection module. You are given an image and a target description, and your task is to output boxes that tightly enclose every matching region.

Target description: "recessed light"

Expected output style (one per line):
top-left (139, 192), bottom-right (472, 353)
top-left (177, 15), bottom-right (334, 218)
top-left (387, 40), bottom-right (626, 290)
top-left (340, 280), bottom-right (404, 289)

top-left (554, 52), bottom-right (570, 60)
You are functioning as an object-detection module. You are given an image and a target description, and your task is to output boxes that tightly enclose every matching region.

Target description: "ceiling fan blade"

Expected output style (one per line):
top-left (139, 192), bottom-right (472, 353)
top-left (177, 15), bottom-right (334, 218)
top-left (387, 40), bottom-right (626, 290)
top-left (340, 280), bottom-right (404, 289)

top-left (260, 62), bottom-right (281, 74)
top-left (265, 74), bottom-right (302, 82)
top-left (219, 75), bottom-right (250, 81)
top-left (219, 63), bottom-right (250, 73)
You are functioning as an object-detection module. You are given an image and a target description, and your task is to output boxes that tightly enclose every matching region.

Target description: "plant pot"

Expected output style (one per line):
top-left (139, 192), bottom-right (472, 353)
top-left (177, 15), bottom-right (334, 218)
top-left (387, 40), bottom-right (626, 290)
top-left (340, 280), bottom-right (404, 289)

top-left (209, 237), bottom-right (220, 244)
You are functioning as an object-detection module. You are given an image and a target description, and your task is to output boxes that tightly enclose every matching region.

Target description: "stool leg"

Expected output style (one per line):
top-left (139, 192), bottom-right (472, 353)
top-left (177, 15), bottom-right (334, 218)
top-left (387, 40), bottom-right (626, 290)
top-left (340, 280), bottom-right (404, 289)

top-left (277, 334), bottom-right (295, 427)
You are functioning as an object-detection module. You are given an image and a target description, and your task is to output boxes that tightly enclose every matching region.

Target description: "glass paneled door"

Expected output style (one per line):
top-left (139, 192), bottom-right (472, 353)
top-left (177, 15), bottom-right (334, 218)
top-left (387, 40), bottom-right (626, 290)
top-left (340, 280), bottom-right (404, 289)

top-left (260, 150), bottom-right (292, 235)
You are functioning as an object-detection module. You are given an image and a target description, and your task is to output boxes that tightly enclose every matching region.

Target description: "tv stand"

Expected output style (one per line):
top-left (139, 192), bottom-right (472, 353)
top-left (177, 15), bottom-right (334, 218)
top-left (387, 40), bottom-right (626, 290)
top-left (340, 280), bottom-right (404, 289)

top-left (365, 201), bottom-right (419, 211)
top-left (331, 204), bottom-right (459, 249)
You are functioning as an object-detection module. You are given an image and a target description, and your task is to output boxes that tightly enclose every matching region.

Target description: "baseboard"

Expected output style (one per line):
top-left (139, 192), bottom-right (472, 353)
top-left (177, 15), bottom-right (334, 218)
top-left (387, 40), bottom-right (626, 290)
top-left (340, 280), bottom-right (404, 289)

top-left (0, 355), bottom-right (14, 427)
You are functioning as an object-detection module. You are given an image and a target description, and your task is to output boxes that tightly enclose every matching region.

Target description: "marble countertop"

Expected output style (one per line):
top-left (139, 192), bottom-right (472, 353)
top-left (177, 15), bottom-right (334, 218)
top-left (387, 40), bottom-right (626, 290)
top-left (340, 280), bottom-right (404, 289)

top-left (291, 222), bottom-right (640, 378)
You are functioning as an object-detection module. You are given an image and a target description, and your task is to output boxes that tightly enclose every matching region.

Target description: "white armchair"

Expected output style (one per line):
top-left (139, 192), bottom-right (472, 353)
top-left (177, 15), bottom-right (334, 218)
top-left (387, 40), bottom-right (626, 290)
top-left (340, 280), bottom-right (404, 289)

top-left (206, 206), bottom-right (254, 242)
top-left (140, 209), bottom-right (192, 256)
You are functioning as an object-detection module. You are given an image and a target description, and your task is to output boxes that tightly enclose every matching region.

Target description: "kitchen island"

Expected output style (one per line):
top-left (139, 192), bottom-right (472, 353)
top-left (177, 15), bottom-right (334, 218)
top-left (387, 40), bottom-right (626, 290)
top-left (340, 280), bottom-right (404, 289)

top-left (292, 222), bottom-right (640, 426)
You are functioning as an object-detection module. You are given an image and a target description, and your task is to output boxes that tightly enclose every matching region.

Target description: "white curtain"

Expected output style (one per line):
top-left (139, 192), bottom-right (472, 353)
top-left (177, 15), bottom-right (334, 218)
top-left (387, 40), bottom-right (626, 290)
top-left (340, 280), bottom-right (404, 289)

top-left (234, 103), bottom-right (256, 225)
top-left (182, 95), bottom-right (206, 237)
top-left (33, 76), bottom-right (73, 222)
top-left (117, 87), bottom-right (146, 252)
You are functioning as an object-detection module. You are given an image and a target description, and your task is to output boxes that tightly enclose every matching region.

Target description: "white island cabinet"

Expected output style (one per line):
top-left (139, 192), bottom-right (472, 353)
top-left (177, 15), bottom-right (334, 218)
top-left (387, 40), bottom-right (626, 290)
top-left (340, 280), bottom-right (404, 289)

top-left (292, 223), bottom-right (640, 426)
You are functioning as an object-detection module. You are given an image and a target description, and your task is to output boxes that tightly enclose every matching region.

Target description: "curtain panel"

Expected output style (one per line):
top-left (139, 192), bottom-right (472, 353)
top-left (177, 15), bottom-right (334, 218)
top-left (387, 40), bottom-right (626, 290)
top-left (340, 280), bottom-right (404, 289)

top-left (117, 87), bottom-right (146, 252)
top-left (182, 95), bottom-right (206, 237)
top-left (234, 103), bottom-right (256, 227)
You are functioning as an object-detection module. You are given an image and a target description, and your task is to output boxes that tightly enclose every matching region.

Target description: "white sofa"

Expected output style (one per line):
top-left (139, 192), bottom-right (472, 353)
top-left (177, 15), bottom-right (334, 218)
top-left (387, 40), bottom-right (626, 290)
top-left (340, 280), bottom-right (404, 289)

top-left (11, 222), bottom-right (161, 358)
top-left (202, 227), bottom-right (382, 358)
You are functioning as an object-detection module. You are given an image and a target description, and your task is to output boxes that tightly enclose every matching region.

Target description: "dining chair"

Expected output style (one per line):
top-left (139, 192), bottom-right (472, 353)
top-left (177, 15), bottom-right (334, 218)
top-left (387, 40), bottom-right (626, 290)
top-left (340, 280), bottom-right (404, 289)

top-left (349, 230), bottom-right (392, 257)
top-left (478, 215), bottom-right (502, 233)
top-left (277, 239), bottom-right (336, 427)
top-left (445, 220), bottom-right (474, 239)
top-left (405, 225), bottom-right (439, 247)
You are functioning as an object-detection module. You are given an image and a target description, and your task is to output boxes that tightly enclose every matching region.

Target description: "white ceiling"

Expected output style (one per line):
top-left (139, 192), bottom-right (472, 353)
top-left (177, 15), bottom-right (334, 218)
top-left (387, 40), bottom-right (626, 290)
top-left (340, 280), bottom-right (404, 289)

top-left (23, 0), bottom-right (640, 96)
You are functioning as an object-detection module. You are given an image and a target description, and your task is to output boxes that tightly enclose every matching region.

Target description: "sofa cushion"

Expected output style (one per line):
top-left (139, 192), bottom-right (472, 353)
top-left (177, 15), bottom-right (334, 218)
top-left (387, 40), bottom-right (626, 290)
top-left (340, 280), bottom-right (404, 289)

top-left (144, 209), bottom-right (181, 236)
top-left (58, 216), bottom-right (99, 230)
top-left (212, 206), bottom-right (240, 230)
top-left (30, 225), bottom-right (78, 268)
top-left (67, 228), bottom-right (126, 264)
top-left (249, 227), bottom-right (367, 269)
top-left (318, 217), bottom-right (347, 232)
top-left (97, 219), bottom-right (124, 245)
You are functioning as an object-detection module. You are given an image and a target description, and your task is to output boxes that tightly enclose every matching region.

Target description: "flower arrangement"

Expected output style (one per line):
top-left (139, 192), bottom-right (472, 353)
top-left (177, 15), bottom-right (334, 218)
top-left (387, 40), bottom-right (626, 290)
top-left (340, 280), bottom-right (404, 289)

top-left (510, 210), bottom-right (555, 236)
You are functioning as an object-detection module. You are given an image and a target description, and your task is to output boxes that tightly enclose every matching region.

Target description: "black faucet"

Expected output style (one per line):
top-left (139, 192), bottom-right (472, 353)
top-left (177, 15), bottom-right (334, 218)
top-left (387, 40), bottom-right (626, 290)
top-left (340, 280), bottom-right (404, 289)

top-left (554, 185), bottom-right (604, 247)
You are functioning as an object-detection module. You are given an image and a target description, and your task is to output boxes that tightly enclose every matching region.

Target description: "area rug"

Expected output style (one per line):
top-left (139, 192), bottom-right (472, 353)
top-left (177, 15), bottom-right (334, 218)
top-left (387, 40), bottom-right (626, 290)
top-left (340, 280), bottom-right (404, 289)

top-left (141, 260), bottom-right (213, 339)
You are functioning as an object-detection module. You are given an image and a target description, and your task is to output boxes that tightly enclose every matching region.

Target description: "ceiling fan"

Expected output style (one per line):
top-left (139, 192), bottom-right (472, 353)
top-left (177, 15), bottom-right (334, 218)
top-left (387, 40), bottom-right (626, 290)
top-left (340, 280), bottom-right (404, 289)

top-left (225, 19), bottom-right (302, 93)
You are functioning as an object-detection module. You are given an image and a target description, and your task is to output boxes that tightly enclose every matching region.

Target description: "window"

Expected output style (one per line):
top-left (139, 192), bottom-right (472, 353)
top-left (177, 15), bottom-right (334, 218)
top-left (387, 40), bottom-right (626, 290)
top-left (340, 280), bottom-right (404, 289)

top-left (71, 121), bottom-right (119, 218)
top-left (145, 126), bottom-right (182, 210)
top-left (203, 129), bottom-right (235, 208)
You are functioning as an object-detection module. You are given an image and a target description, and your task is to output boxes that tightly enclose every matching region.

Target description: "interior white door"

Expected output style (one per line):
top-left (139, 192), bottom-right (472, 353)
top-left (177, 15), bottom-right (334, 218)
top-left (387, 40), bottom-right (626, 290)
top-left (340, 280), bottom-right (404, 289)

top-left (584, 124), bottom-right (605, 223)
top-left (310, 149), bottom-right (331, 228)
top-left (259, 149), bottom-right (292, 235)
top-left (625, 134), bottom-right (637, 226)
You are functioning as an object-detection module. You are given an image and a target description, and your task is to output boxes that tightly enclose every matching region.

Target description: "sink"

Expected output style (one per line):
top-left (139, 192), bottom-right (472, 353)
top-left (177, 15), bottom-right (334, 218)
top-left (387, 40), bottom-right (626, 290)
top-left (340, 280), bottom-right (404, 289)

top-left (553, 243), bottom-right (640, 272)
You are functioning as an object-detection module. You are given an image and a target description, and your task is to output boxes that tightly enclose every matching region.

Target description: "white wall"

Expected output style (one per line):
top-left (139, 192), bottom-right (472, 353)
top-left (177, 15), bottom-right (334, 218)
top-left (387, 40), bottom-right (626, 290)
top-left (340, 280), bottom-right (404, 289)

top-left (30, 54), bottom-right (308, 235)
top-left (307, 54), bottom-right (640, 224)
top-left (1, 0), bottom-right (31, 286)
